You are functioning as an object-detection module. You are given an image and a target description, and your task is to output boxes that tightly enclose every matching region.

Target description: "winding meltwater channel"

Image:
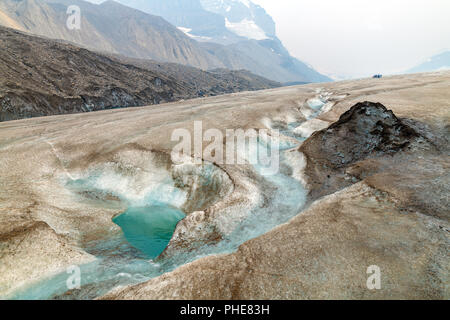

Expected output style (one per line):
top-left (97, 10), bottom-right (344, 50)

top-left (11, 92), bottom-right (333, 300)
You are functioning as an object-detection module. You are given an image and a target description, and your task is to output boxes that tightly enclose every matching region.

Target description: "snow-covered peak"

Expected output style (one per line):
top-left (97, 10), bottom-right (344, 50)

top-left (200, 0), bottom-right (276, 40)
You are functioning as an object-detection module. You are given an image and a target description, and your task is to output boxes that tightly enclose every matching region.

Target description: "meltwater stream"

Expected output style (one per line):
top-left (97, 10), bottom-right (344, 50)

top-left (12, 142), bottom-right (306, 300)
top-left (11, 93), bottom-right (332, 300)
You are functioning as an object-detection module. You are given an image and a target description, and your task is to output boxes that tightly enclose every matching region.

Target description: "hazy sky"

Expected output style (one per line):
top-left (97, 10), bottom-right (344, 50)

top-left (88, 0), bottom-right (450, 79)
top-left (252, 0), bottom-right (450, 78)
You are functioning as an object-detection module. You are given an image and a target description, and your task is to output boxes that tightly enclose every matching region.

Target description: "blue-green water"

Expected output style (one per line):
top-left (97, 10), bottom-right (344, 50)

top-left (10, 205), bottom-right (185, 300)
top-left (113, 206), bottom-right (185, 259)
top-left (10, 121), bottom-right (313, 300)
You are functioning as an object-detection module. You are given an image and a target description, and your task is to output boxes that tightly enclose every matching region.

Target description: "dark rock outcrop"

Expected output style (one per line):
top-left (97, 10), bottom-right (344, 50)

top-left (300, 101), bottom-right (427, 200)
top-left (313, 101), bottom-right (419, 167)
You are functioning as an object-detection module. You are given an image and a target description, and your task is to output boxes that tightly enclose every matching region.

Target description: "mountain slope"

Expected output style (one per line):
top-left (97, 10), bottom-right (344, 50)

top-left (113, 0), bottom-right (275, 44)
top-left (0, 0), bottom-right (331, 83)
top-left (200, 38), bottom-right (331, 83)
top-left (106, 0), bottom-right (332, 83)
top-left (114, 0), bottom-right (243, 44)
top-left (0, 0), bottom-right (223, 69)
top-left (112, 56), bottom-right (281, 96)
top-left (0, 26), bottom-right (280, 121)
top-left (407, 51), bottom-right (450, 74)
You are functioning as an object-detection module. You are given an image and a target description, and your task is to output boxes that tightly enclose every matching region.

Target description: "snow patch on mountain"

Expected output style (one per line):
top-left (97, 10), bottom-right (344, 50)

top-left (225, 18), bottom-right (268, 40)
top-left (177, 26), bottom-right (212, 42)
top-left (177, 27), bottom-right (192, 34)
top-left (200, 0), bottom-right (275, 40)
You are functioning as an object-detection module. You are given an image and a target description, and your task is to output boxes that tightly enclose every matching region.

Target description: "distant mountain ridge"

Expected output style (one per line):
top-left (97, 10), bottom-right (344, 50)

top-left (112, 0), bottom-right (275, 44)
top-left (0, 0), bottom-right (331, 83)
top-left (200, 0), bottom-right (276, 40)
top-left (0, 26), bottom-right (280, 121)
top-left (0, 0), bottom-right (223, 69)
top-left (113, 0), bottom-right (242, 44)
top-left (111, 0), bottom-right (332, 83)
top-left (407, 51), bottom-right (450, 74)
